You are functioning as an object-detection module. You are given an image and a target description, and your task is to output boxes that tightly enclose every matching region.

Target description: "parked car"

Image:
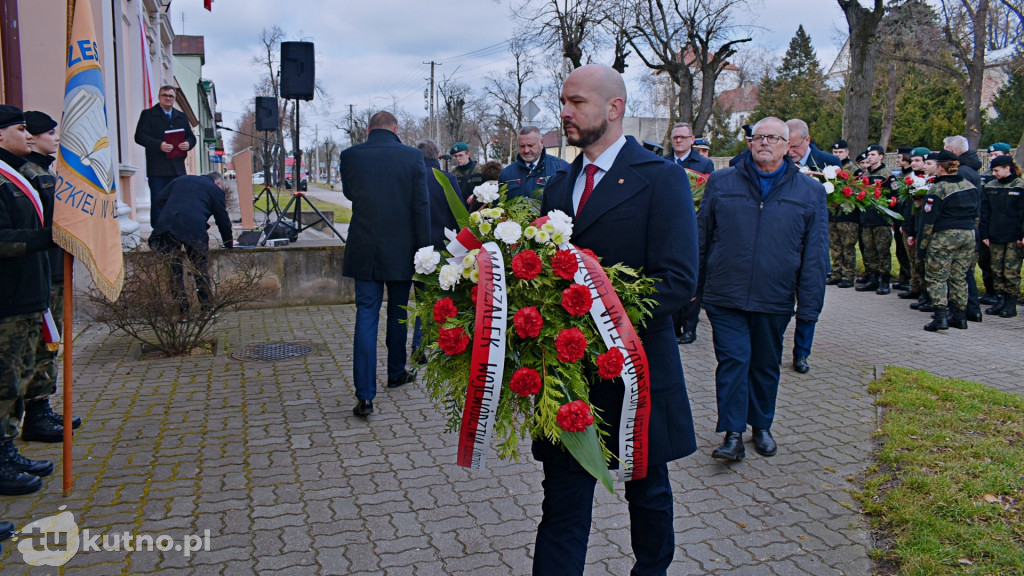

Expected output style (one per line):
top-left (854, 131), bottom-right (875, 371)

top-left (284, 176), bottom-right (308, 191)
top-left (252, 173), bottom-right (266, 185)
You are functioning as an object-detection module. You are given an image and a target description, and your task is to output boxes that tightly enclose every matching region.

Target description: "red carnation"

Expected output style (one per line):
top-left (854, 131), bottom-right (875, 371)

top-left (873, 188), bottom-right (882, 199)
top-left (554, 328), bottom-right (587, 363)
top-left (580, 248), bottom-right (599, 262)
top-left (838, 170), bottom-right (850, 179)
top-left (513, 306), bottom-right (544, 338)
top-left (509, 367), bottom-right (542, 396)
top-left (551, 250), bottom-right (579, 280)
top-left (904, 176), bottom-right (914, 185)
top-left (433, 297), bottom-right (458, 324)
top-left (561, 284), bottom-right (593, 316)
top-left (842, 187), bottom-right (853, 197)
top-left (438, 326), bottom-right (470, 356)
top-left (888, 196), bottom-right (898, 207)
top-left (471, 285), bottom-right (478, 305)
top-left (556, 400), bottom-right (594, 432)
top-left (856, 190), bottom-right (867, 201)
top-left (862, 177), bottom-right (871, 185)
top-left (597, 347), bottom-right (625, 380)
top-left (511, 249), bottom-right (543, 280)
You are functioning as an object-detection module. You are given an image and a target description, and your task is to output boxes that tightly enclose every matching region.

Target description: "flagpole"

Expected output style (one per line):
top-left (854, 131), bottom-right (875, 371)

top-left (63, 0), bottom-right (76, 497)
top-left (62, 253), bottom-right (74, 496)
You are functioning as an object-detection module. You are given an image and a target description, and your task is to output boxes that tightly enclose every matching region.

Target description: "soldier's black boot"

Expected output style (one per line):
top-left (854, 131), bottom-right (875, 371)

top-left (948, 306), bottom-right (968, 329)
top-left (918, 298), bottom-right (935, 312)
top-left (898, 288), bottom-right (920, 299)
top-left (979, 292), bottom-right (999, 306)
top-left (984, 294), bottom-right (1006, 315)
top-left (876, 274), bottom-right (891, 295)
top-left (856, 274), bottom-right (879, 292)
top-left (21, 399), bottom-right (68, 443)
top-left (999, 294), bottom-right (1018, 318)
top-left (856, 273), bottom-right (869, 283)
top-left (910, 294), bottom-right (929, 310)
top-left (924, 305), bottom-right (949, 331)
top-left (0, 439), bottom-right (49, 495)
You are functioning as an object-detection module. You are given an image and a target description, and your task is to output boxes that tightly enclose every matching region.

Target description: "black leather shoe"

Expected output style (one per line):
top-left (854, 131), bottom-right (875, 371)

top-left (897, 290), bottom-right (920, 300)
top-left (711, 432), bottom-right (745, 461)
top-left (836, 280), bottom-right (854, 288)
top-left (352, 399), bottom-right (374, 416)
top-left (979, 293), bottom-right (1000, 306)
top-left (792, 355), bottom-right (809, 373)
top-left (678, 330), bottom-right (696, 345)
top-left (22, 400), bottom-right (67, 443)
top-left (752, 428), bottom-right (777, 457)
top-left (0, 441), bottom-right (53, 478)
top-left (825, 277), bottom-right (840, 286)
top-left (387, 372), bottom-right (415, 389)
top-left (0, 520), bottom-right (13, 541)
top-left (966, 309), bottom-right (983, 323)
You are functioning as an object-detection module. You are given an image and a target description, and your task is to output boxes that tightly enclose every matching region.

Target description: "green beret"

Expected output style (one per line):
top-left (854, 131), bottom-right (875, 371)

top-left (910, 147), bottom-right (930, 159)
top-left (449, 142), bottom-right (469, 155)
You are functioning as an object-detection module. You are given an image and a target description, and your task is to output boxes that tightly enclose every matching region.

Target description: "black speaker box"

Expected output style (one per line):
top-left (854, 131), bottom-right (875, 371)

top-left (255, 96), bottom-right (278, 132)
top-left (280, 42), bottom-right (315, 101)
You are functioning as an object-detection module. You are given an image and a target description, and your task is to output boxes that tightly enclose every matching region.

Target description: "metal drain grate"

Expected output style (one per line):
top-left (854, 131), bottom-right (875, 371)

top-left (231, 342), bottom-right (314, 362)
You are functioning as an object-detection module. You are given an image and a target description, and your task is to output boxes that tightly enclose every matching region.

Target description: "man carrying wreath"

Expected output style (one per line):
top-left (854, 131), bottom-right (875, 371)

top-left (533, 64), bottom-right (699, 576)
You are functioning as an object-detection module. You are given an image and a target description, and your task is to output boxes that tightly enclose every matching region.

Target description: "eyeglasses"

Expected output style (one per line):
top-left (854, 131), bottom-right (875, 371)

top-left (751, 134), bottom-right (787, 144)
top-left (159, 93), bottom-right (176, 99)
top-left (672, 135), bottom-right (694, 141)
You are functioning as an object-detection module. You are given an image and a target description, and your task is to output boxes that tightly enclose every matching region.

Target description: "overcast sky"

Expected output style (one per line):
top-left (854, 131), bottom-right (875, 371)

top-left (170, 0), bottom-right (850, 148)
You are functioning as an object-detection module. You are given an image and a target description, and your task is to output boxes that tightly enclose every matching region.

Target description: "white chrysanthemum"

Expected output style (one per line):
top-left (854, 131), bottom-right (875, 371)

top-left (413, 246), bottom-right (441, 275)
top-left (547, 209), bottom-right (572, 225)
top-left (823, 182), bottom-right (835, 194)
top-left (470, 211), bottom-right (483, 225)
top-left (482, 207), bottom-right (503, 219)
top-left (494, 221), bottom-right (522, 245)
top-left (474, 181), bottom-right (500, 204)
top-left (822, 165), bottom-right (840, 180)
top-left (479, 221), bottom-right (493, 235)
top-left (541, 221), bottom-right (555, 234)
top-left (469, 268), bottom-right (480, 284)
top-left (463, 266), bottom-right (475, 279)
top-left (462, 249), bottom-right (479, 270)
top-left (535, 229), bottom-right (550, 243)
top-left (439, 264), bottom-right (462, 290)
top-left (552, 231), bottom-right (570, 249)
top-left (523, 226), bottom-right (538, 239)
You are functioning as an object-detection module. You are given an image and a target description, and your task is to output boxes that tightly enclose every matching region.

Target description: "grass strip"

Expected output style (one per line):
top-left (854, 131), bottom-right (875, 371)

top-left (856, 367), bottom-right (1024, 575)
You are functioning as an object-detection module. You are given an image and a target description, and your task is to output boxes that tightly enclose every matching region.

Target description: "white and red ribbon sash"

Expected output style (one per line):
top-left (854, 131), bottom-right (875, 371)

top-left (0, 159), bottom-right (60, 345)
top-left (569, 245), bottom-right (651, 481)
top-left (444, 227), bottom-right (484, 266)
top-left (457, 241), bottom-right (508, 469)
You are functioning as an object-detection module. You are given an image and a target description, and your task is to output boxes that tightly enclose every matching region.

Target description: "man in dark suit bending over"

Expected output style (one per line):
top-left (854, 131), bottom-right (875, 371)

top-left (534, 64), bottom-right (699, 576)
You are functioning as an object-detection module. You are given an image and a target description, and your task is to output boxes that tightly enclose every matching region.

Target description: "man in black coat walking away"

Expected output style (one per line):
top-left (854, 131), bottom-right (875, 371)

top-left (341, 112), bottom-right (430, 417)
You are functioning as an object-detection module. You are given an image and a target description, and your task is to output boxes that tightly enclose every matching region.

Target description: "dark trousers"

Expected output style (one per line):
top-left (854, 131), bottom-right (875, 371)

top-left (793, 318), bottom-right (815, 359)
top-left (705, 304), bottom-right (791, 433)
top-left (151, 234), bottom-right (212, 315)
top-left (533, 456), bottom-right (674, 576)
top-left (147, 175), bottom-right (177, 226)
top-left (893, 225), bottom-right (911, 283)
top-left (671, 295), bottom-right (701, 336)
top-left (977, 239), bottom-right (994, 293)
top-left (353, 279), bottom-right (411, 401)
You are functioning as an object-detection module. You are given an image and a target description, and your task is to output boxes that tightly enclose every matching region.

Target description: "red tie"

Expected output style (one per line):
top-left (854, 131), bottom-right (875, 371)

top-left (576, 164), bottom-right (600, 218)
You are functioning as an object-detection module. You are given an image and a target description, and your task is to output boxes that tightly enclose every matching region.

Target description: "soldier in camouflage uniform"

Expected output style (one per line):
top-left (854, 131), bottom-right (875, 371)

top-left (0, 105), bottom-right (56, 495)
top-left (897, 147), bottom-right (930, 300)
top-left (856, 145), bottom-right (897, 294)
top-left (920, 150), bottom-right (980, 331)
top-left (979, 155), bottom-right (1024, 317)
top-left (18, 111), bottom-right (81, 443)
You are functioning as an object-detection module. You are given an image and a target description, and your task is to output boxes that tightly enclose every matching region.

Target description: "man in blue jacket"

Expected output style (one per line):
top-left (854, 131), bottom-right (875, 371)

top-left (665, 122), bottom-right (715, 175)
top-left (498, 126), bottom-right (568, 200)
top-left (698, 116), bottom-right (829, 462)
top-left (341, 111), bottom-right (430, 417)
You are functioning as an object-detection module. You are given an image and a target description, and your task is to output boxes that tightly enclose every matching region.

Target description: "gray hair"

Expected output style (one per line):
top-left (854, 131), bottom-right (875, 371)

top-left (752, 117), bottom-right (789, 140)
top-left (518, 125), bottom-right (541, 137)
top-left (943, 135), bottom-right (969, 155)
top-left (785, 118), bottom-right (809, 141)
top-left (416, 139), bottom-right (440, 159)
top-left (671, 122), bottom-right (693, 133)
top-left (206, 171), bottom-right (225, 186)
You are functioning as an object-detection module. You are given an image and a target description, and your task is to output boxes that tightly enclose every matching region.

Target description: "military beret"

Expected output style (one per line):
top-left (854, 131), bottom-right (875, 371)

top-left (910, 147), bottom-right (930, 158)
top-left (833, 139), bottom-right (849, 150)
top-left (0, 105), bottom-right (25, 129)
top-left (866, 144), bottom-right (885, 155)
top-left (24, 111), bottom-right (57, 135)
top-left (990, 154), bottom-right (1014, 169)
top-left (988, 142), bottom-right (1011, 153)
top-left (927, 150), bottom-right (958, 162)
top-left (856, 151), bottom-right (868, 162)
top-left (449, 142), bottom-right (469, 155)
top-left (897, 146), bottom-right (913, 155)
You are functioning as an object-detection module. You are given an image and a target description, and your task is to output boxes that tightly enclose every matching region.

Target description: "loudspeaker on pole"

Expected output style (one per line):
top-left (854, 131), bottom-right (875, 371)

top-left (255, 96), bottom-right (278, 132)
top-left (280, 41), bottom-right (315, 101)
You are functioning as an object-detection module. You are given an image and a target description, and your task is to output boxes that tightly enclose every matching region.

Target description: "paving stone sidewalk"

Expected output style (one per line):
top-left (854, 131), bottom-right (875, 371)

top-left (1, 285), bottom-right (1021, 575)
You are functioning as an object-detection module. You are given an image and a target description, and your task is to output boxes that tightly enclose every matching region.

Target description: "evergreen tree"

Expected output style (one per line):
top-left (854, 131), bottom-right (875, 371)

top-left (708, 101), bottom-right (742, 156)
top-left (983, 63), bottom-right (1024, 147)
top-left (888, 66), bottom-right (965, 150)
top-left (751, 25), bottom-right (842, 145)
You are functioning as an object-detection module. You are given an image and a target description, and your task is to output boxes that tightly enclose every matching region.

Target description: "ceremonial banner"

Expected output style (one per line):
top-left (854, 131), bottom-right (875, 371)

top-left (54, 0), bottom-right (124, 301)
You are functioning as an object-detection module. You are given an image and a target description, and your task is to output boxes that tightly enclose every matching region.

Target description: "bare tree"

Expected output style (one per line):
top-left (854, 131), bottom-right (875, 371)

top-left (622, 0), bottom-right (752, 136)
top-left (485, 38), bottom-right (542, 162)
top-left (838, 0), bottom-right (887, 153)
top-left (513, 0), bottom-right (604, 69)
top-left (438, 77), bottom-right (472, 149)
